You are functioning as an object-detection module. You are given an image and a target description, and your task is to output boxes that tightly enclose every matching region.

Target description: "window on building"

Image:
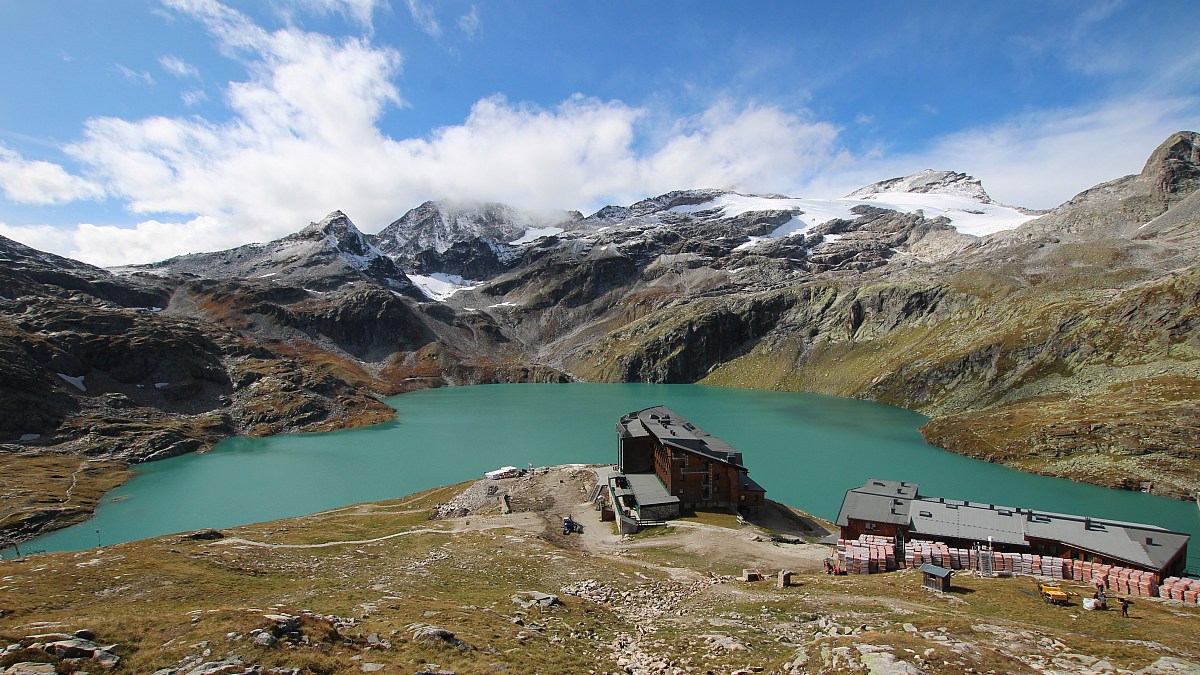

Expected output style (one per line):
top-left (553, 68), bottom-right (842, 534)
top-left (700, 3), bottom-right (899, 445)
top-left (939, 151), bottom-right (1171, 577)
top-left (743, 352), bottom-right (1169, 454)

top-left (864, 522), bottom-right (877, 531)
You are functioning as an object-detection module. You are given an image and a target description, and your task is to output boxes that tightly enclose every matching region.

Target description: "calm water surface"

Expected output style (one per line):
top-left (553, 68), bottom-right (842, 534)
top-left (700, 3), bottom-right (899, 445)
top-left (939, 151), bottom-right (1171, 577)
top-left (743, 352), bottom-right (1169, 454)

top-left (23, 384), bottom-right (1200, 571)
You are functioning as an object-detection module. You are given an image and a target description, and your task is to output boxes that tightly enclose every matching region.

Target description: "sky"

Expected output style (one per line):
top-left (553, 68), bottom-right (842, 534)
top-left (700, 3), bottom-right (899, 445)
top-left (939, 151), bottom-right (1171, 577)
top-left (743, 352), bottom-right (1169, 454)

top-left (1, 0), bottom-right (1199, 266)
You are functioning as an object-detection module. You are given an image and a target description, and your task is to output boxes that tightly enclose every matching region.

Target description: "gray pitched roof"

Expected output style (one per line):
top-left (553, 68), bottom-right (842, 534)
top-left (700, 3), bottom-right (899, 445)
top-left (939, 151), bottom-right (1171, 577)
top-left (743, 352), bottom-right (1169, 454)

top-left (623, 473), bottom-right (681, 508)
top-left (918, 563), bottom-right (952, 578)
top-left (835, 478), bottom-right (918, 527)
top-left (740, 473), bottom-right (767, 493)
top-left (634, 406), bottom-right (745, 467)
top-left (910, 499), bottom-right (1027, 546)
top-left (1022, 511), bottom-right (1189, 572)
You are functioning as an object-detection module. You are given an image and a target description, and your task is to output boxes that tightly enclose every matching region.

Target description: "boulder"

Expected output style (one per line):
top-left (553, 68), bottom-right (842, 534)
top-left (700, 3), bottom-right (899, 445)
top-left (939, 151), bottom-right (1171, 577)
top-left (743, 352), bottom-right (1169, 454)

top-left (93, 648), bottom-right (121, 669)
top-left (184, 657), bottom-right (247, 675)
top-left (3, 665), bottom-right (57, 675)
top-left (182, 529), bottom-right (225, 541)
top-left (511, 591), bottom-right (562, 609)
top-left (252, 632), bottom-right (278, 648)
top-left (406, 623), bottom-right (472, 651)
top-left (45, 637), bottom-right (101, 658)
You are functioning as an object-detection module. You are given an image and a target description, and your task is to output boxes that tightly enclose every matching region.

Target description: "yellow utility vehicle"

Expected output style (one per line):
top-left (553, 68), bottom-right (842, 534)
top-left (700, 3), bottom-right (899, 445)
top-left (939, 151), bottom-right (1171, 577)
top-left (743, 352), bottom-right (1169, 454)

top-left (1038, 583), bottom-right (1070, 606)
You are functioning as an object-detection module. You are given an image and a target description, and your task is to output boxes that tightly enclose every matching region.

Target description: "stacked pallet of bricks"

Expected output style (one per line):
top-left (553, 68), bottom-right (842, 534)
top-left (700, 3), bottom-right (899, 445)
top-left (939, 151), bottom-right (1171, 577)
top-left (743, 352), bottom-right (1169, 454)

top-left (1065, 560), bottom-right (1162, 599)
top-left (1039, 555), bottom-right (1066, 579)
top-left (835, 535), bottom-right (896, 574)
top-left (904, 541), bottom-right (971, 570)
top-left (1158, 577), bottom-right (1200, 605)
top-left (1015, 553), bottom-right (1067, 577)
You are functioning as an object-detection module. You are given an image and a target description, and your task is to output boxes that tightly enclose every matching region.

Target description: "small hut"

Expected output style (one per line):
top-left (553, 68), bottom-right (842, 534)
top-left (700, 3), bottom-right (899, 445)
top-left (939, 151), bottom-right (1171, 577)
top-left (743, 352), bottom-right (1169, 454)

top-left (918, 563), bottom-right (952, 593)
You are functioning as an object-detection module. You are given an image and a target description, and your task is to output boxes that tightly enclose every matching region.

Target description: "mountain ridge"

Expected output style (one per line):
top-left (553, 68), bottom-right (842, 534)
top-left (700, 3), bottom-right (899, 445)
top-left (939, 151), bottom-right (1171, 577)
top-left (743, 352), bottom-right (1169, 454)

top-left (3, 132), bottom-right (1200, 546)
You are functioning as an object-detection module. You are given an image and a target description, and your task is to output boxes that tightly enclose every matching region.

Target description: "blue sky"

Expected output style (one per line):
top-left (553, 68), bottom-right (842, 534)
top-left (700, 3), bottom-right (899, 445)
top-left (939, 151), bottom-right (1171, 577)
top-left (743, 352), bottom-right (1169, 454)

top-left (1, 0), bottom-right (1198, 265)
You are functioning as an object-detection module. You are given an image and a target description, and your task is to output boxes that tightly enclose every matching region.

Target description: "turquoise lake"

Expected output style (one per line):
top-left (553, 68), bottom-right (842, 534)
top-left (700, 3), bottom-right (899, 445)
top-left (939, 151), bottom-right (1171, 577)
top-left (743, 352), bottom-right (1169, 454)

top-left (19, 383), bottom-right (1200, 572)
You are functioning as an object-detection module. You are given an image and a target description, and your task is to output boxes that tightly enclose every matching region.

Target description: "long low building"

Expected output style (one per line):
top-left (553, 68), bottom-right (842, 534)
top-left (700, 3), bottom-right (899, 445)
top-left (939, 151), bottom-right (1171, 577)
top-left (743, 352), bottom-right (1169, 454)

top-left (836, 478), bottom-right (1190, 579)
top-left (615, 405), bottom-right (766, 517)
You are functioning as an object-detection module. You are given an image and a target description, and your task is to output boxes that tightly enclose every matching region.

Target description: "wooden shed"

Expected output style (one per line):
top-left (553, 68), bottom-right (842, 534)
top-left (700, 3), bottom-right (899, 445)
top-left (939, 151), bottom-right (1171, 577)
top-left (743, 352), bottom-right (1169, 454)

top-left (919, 563), bottom-right (952, 593)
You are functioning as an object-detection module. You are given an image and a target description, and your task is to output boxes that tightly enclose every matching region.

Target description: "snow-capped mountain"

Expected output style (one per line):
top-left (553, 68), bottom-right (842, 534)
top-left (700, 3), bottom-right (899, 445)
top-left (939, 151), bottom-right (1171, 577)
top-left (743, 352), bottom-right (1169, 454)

top-left (655, 171), bottom-right (1037, 241)
top-left (135, 211), bottom-right (417, 293)
top-left (847, 169), bottom-right (992, 201)
top-left (373, 200), bottom-right (583, 262)
top-left (124, 170), bottom-right (1039, 303)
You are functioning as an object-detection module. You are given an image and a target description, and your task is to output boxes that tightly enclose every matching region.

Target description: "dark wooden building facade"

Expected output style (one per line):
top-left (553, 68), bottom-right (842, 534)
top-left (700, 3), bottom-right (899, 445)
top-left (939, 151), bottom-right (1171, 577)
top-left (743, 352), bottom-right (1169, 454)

top-left (617, 406), bottom-right (766, 515)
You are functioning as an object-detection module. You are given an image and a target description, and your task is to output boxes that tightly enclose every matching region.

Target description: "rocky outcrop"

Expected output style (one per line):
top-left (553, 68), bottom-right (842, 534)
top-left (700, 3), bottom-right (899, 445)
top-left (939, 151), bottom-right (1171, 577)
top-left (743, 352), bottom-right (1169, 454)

top-left (412, 236), bottom-right (518, 279)
top-left (0, 234), bottom-right (169, 308)
top-left (1001, 131), bottom-right (1200, 242)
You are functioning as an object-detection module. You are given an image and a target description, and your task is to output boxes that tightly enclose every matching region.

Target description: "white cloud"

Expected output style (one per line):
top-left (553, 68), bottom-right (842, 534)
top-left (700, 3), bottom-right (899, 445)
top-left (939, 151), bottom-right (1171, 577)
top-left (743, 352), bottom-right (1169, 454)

top-left (72, 216), bottom-right (238, 266)
top-left (114, 64), bottom-right (156, 86)
top-left (914, 98), bottom-right (1200, 208)
top-left (181, 89), bottom-right (208, 106)
top-left (0, 222), bottom-right (77, 255)
top-left (640, 102), bottom-right (841, 197)
top-left (458, 5), bottom-right (479, 39)
top-left (405, 0), bottom-right (441, 38)
top-left (280, 0), bottom-right (384, 30)
top-left (0, 146), bottom-right (105, 205)
top-left (159, 54), bottom-right (200, 78)
top-left (802, 96), bottom-right (1200, 209)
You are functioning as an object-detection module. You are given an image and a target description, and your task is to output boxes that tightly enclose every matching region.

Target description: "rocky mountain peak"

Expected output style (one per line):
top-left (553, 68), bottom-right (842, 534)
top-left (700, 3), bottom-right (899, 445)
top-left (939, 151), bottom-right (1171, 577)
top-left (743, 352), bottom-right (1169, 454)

top-left (846, 169), bottom-right (992, 203)
top-left (1140, 131), bottom-right (1200, 201)
top-left (373, 200), bottom-right (577, 263)
top-left (298, 210), bottom-right (375, 259)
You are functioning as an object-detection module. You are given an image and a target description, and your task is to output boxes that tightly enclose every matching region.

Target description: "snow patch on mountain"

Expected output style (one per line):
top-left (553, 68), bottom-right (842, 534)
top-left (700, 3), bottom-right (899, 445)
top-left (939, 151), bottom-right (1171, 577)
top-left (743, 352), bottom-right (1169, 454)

top-left (850, 192), bottom-right (1036, 236)
top-left (57, 373), bottom-right (87, 392)
top-left (510, 226), bottom-right (565, 245)
top-left (670, 179), bottom-right (1036, 241)
top-left (407, 272), bottom-right (476, 301)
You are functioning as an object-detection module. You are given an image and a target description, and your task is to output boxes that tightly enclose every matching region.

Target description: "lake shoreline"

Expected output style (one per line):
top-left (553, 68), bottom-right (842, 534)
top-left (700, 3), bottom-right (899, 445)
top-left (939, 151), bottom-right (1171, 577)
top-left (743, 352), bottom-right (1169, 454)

top-left (9, 381), bottom-right (1200, 564)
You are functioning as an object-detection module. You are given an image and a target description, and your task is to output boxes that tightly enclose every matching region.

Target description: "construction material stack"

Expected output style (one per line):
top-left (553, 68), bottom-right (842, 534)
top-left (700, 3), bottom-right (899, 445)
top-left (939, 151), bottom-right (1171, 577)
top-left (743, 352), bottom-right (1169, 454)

top-left (1063, 560), bottom-right (1162, 599)
top-left (834, 536), bottom-right (1181, 597)
top-left (1040, 555), bottom-right (1066, 579)
top-left (905, 541), bottom-right (968, 569)
top-left (835, 534), bottom-right (896, 573)
top-left (1158, 578), bottom-right (1200, 605)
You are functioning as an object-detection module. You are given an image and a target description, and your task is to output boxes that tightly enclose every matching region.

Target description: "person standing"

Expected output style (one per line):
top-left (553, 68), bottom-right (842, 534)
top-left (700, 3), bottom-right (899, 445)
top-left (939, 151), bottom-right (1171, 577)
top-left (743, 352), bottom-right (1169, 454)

top-left (1119, 597), bottom-right (1130, 618)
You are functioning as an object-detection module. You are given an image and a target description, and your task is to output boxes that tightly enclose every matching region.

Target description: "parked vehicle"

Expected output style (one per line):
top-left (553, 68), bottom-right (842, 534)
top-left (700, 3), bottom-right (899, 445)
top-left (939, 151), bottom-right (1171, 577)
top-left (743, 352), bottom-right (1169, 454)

top-left (1039, 583), bottom-right (1070, 605)
top-left (563, 516), bottom-right (581, 535)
